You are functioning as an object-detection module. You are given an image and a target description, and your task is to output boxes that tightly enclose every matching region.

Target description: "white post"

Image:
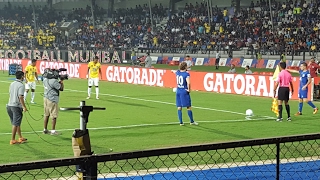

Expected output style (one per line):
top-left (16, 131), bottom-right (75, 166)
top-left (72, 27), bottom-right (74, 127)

top-left (311, 78), bottom-right (314, 101)
top-left (80, 101), bottom-right (85, 130)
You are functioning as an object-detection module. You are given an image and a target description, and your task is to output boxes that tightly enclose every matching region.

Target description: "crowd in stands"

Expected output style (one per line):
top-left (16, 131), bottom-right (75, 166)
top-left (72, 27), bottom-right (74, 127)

top-left (2, 0), bottom-right (320, 57)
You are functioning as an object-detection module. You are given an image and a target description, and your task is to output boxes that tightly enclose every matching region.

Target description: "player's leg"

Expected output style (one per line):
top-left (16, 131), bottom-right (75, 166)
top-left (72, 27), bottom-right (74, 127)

top-left (283, 88), bottom-right (291, 120)
top-left (94, 78), bottom-right (99, 99)
top-left (43, 98), bottom-right (50, 134)
top-left (187, 106), bottom-right (198, 125)
top-left (176, 93), bottom-right (183, 125)
top-left (24, 83), bottom-right (30, 101)
top-left (295, 90), bottom-right (303, 115)
top-left (277, 100), bottom-right (283, 119)
top-left (87, 78), bottom-right (93, 99)
top-left (50, 101), bottom-right (60, 135)
top-left (277, 88), bottom-right (284, 121)
top-left (30, 82), bottom-right (36, 103)
top-left (296, 98), bottom-right (303, 115)
top-left (304, 98), bottom-right (318, 114)
top-left (215, 58), bottom-right (220, 70)
top-left (12, 107), bottom-right (26, 143)
top-left (7, 106), bottom-right (17, 144)
top-left (284, 100), bottom-right (291, 121)
top-left (183, 93), bottom-right (198, 125)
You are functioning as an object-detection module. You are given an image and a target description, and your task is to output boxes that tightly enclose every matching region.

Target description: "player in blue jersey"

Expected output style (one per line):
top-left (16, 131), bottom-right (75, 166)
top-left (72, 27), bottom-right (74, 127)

top-left (172, 62), bottom-right (198, 126)
top-left (287, 62), bottom-right (318, 115)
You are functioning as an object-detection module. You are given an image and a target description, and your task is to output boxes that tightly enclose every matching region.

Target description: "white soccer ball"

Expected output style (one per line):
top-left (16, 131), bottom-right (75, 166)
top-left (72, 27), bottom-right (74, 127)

top-left (246, 109), bottom-right (253, 116)
top-left (172, 88), bottom-right (177, 92)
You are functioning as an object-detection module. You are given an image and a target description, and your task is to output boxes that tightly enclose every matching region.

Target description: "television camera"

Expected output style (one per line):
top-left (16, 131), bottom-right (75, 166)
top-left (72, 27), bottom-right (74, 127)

top-left (42, 68), bottom-right (69, 81)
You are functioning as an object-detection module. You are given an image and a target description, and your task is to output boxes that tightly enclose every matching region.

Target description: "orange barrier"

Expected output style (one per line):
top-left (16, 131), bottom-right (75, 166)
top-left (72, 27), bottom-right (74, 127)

top-left (0, 58), bottom-right (307, 100)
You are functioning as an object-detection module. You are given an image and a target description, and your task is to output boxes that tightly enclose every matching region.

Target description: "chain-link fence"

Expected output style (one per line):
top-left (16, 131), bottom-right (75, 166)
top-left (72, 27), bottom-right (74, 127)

top-left (1, 133), bottom-right (320, 180)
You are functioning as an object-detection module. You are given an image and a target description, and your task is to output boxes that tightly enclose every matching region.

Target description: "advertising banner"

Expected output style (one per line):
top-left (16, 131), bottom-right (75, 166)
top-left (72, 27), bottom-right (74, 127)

top-left (0, 49), bottom-right (131, 63)
top-left (0, 59), bottom-right (305, 100)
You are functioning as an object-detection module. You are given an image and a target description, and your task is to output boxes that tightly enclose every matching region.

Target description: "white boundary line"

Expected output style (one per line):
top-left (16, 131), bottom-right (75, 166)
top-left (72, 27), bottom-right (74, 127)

top-left (0, 117), bottom-right (274, 136)
top-left (0, 80), bottom-right (275, 119)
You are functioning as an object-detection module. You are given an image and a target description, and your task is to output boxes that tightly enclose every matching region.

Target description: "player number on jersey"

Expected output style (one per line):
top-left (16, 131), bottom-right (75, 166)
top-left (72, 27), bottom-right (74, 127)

top-left (176, 75), bottom-right (184, 88)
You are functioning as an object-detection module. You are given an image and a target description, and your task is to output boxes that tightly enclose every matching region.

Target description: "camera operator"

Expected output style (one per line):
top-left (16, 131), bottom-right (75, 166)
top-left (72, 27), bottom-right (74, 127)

top-left (43, 72), bottom-right (64, 135)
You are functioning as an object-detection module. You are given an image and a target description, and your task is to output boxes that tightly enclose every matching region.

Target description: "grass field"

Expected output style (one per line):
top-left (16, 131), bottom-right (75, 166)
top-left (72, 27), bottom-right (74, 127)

top-left (0, 64), bottom-right (317, 167)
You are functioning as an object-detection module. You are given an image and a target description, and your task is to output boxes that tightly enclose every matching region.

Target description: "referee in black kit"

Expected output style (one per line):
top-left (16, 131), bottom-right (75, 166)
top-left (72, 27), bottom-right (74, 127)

top-left (274, 62), bottom-right (294, 122)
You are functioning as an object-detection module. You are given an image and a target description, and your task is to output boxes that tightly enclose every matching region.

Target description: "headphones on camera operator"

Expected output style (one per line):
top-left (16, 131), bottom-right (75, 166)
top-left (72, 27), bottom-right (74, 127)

top-left (42, 68), bottom-right (69, 95)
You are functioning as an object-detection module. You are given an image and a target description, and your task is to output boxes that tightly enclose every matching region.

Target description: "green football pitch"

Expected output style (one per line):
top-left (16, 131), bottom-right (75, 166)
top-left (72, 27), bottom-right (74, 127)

top-left (0, 65), bottom-right (319, 164)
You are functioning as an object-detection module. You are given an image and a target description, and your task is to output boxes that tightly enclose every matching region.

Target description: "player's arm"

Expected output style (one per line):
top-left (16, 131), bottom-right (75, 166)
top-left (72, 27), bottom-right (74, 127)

top-left (25, 71), bottom-right (28, 82)
top-left (274, 81), bottom-right (279, 92)
top-left (87, 65), bottom-right (90, 79)
top-left (18, 87), bottom-right (27, 112)
top-left (54, 80), bottom-right (64, 91)
top-left (273, 75), bottom-right (280, 97)
top-left (286, 69), bottom-right (299, 73)
top-left (99, 66), bottom-right (102, 79)
top-left (25, 67), bottom-right (28, 82)
top-left (186, 76), bottom-right (191, 92)
top-left (35, 72), bottom-right (40, 83)
top-left (290, 77), bottom-right (294, 94)
top-left (171, 70), bottom-right (177, 73)
top-left (303, 75), bottom-right (312, 90)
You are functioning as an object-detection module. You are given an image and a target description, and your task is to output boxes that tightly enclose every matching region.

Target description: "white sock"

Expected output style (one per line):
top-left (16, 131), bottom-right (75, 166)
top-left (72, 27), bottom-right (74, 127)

top-left (88, 88), bottom-right (91, 97)
top-left (24, 92), bottom-right (27, 101)
top-left (31, 92), bottom-right (35, 101)
top-left (95, 87), bottom-right (99, 98)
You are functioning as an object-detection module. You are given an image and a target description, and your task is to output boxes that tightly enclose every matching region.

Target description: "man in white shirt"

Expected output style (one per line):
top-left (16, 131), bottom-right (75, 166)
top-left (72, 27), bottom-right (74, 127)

top-left (245, 65), bottom-right (253, 74)
top-left (215, 51), bottom-right (220, 70)
top-left (185, 55), bottom-right (193, 71)
top-left (228, 64), bottom-right (236, 73)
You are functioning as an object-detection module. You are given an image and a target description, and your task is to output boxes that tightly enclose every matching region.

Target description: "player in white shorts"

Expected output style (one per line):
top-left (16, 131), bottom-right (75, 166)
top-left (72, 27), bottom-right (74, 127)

top-left (87, 56), bottom-right (102, 99)
top-left (24, 59), bottom-right (39, 103)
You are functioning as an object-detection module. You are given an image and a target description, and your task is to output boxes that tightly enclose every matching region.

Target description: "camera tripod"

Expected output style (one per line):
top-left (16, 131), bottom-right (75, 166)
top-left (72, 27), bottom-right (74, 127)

top-left (60, 101), bottom-right (106, 180)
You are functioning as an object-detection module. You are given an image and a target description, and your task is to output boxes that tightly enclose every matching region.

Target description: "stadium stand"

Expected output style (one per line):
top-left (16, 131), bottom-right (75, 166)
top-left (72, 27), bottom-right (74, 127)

top-left (0, 0), bottom-right (319, 58)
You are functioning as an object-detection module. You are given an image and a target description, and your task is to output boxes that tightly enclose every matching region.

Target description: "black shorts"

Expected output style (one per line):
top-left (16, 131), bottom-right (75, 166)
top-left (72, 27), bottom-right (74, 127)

top-left (278, 87), bottom-right (290, 101)
top-left (215, 58), bottom-right (220, 65)
top-left (6, 106), bottom-right (23, 126)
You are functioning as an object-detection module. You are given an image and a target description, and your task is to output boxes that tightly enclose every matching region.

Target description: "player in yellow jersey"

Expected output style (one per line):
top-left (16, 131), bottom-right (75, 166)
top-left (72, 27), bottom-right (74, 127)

top-left (24, 59), bottom-right (39, 103)
top-left (87, 56), bottom-right (102, 99)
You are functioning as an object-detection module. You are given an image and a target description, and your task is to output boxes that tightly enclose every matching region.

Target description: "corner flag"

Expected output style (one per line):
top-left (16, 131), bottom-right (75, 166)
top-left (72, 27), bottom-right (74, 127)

top-left (272, 65), bottom-right (280, 81)
top-left (271, 65), bottom-right (280, 117)
top-left (271, 98), bottom-right (279, 117)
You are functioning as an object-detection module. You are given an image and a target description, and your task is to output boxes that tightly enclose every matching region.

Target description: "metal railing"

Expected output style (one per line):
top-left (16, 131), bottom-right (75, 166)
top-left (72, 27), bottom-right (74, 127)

top-left (0, 133), bottom-right (320, 180)
top-left (133, 47), bottom-right (319, 61)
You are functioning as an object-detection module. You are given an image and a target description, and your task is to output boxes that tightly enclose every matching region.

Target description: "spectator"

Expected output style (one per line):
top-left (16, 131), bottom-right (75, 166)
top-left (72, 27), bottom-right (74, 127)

top-left (4, 0), bottom-right (320, 57)
top-left (228, 64), bottom-right (236, 73)
top-left (185, 55), bottom-right (193, 71)
top-left (245, 66), bottom-right (253, 74)
top-left (215, 51), bottom-right (220, 70)
top-left (140, 52), bottom-right (152, 68)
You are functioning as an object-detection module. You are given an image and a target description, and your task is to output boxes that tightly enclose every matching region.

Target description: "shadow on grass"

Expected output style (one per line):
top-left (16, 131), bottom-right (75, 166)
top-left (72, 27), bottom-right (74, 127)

top-left (17, 143), bottom-right (56, 159)
top-left (100, 99), bottom-right (155, 108)
top-left (184, 125), bottom-right (252, 140)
